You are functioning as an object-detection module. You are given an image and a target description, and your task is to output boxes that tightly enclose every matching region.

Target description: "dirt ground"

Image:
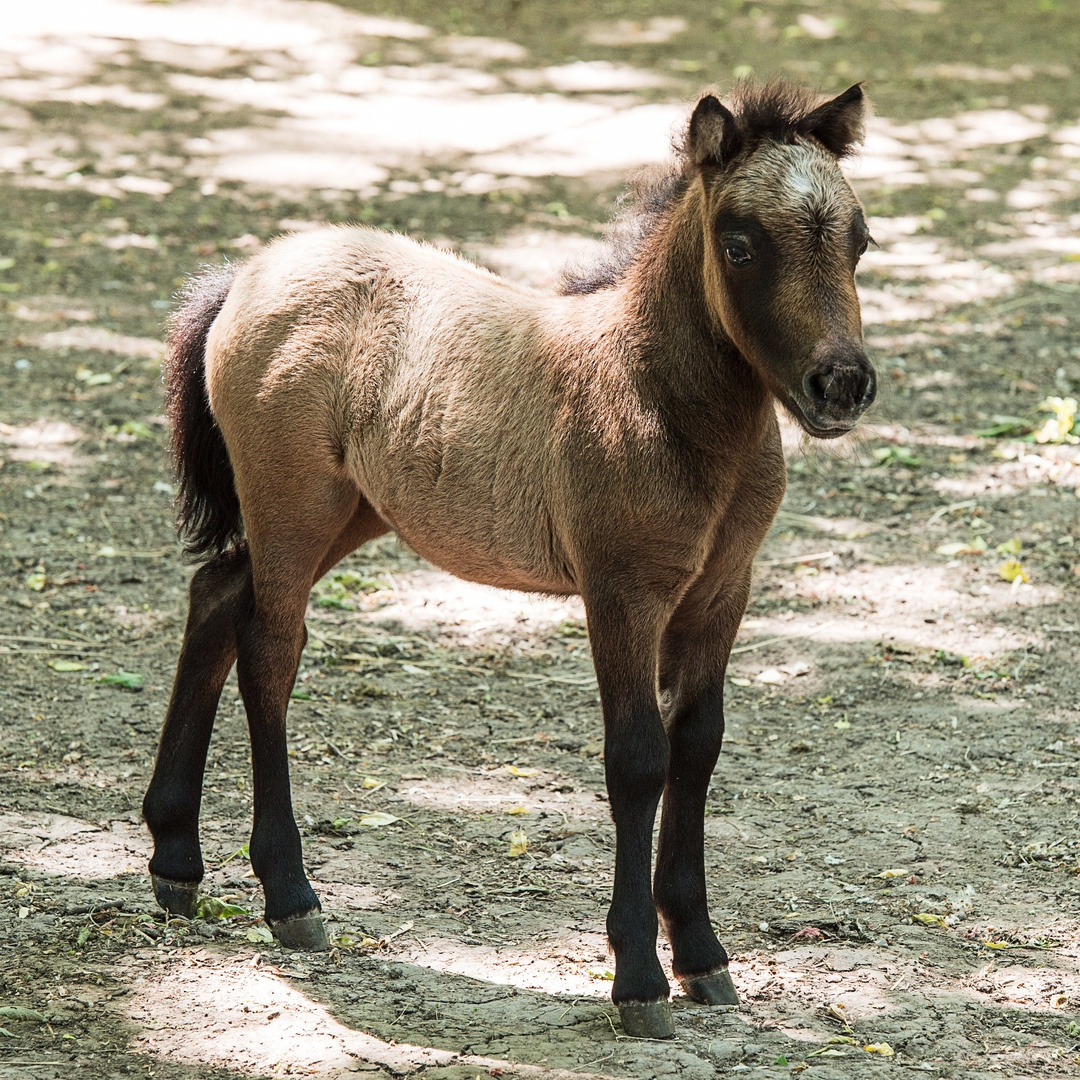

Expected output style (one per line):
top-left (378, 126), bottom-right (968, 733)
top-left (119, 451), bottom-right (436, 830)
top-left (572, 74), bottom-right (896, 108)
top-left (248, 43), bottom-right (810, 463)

top-left (1, 0), bottom-right (1079, 1077)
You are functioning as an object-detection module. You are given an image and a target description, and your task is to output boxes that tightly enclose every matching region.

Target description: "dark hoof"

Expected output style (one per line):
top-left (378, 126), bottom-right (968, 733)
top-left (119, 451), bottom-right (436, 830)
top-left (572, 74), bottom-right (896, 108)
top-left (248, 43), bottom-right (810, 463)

top-left (679, 967), bottom-right (739, 1007)
top-left (618, 1000), bottom-right (674, 1039)
top-left (151, 874), bottom-right (199, 919)
top-left (268, 911), bottom-right (328, 951)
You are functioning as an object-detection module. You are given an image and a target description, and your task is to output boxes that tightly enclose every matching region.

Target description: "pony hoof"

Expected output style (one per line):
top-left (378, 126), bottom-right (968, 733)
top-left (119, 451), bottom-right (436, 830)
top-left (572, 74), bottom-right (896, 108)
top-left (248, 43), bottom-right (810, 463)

top-left (679, 967), bottom-right (739, 1007)
top-left (618, 1000), bottom-right (675, 1039)
top-left (268, 912), bottom-right (329, 951)
top-left (151, 874), bottom-right (199, 919)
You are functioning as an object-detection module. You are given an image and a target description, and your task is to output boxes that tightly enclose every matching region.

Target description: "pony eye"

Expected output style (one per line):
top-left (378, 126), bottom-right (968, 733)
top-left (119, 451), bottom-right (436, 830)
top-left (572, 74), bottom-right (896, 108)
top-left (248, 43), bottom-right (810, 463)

top-left (724, 243), bottom-right (753, 268)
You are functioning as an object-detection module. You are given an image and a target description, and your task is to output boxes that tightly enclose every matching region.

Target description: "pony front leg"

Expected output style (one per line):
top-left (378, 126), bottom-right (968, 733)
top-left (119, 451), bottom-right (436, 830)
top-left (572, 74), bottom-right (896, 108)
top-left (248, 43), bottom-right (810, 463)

top-left (654, 679), bottom-right (738, 1006)
top-left (654, 583), bottom-right (749, 1007)
top-left (585, 588), bottom-right (674, 1038)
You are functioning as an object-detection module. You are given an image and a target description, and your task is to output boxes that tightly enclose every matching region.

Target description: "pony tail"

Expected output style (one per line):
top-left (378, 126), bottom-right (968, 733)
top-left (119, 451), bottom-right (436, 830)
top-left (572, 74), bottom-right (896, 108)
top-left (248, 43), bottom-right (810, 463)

top-left (163, 262), bottom-right (243, 558)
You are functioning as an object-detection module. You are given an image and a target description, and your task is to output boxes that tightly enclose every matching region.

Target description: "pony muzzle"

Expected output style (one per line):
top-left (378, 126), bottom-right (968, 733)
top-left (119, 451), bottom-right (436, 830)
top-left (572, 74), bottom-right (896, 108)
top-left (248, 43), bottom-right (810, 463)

top-left (799, 353), bottom-right (876, 434)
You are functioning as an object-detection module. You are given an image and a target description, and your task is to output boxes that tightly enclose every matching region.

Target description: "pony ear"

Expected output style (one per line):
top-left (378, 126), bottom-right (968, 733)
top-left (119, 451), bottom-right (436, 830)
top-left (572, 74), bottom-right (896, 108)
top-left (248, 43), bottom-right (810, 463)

top-left (688, 94), bottom-right (740, 167)
top-left (802, 84), bottom-right (866, 158)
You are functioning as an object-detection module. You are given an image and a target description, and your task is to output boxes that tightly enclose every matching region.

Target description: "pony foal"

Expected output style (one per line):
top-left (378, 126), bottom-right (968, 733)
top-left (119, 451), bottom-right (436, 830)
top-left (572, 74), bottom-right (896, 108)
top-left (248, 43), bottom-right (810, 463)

top-left (144, 80), bottom-right (876, 1038)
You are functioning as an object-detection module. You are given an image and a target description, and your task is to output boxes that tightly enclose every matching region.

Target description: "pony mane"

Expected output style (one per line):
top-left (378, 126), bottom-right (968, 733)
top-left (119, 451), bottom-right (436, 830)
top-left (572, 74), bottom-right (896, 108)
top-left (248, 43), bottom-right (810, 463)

top-left (559, 79), bottom-right (857, 296)
top-left (559, 164), bottom-right (688, 297)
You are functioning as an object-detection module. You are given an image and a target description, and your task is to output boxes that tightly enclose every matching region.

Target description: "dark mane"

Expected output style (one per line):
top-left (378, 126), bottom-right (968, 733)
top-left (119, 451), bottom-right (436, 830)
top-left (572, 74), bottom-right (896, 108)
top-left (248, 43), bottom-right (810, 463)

top-left (559, 79), bottom-right (861, 296)
top-left (716, 79), bottom-right (860, 156)
top-left (559, 164), bottom-right (689, 296)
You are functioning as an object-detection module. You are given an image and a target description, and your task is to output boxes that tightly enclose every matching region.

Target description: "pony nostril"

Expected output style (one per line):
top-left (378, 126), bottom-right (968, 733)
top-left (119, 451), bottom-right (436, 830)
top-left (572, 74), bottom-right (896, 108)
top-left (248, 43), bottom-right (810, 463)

top-left (860, 369), bottom-right (878, 408)
top-left (804, 372), bottom-right (833, 409)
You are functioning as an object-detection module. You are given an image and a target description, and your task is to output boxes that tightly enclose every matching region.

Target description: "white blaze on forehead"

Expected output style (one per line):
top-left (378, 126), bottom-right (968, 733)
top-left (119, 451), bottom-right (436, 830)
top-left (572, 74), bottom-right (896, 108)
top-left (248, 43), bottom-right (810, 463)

top-left (724, 140), bottom-right (857, 228)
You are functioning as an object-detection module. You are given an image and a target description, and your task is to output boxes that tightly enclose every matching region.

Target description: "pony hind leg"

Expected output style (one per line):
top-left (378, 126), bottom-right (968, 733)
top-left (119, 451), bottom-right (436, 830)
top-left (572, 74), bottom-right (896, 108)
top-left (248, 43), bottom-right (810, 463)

top-left (236, 490), bottom-right (387, 949)
top-left (143, 544), bottom-right (254, 916)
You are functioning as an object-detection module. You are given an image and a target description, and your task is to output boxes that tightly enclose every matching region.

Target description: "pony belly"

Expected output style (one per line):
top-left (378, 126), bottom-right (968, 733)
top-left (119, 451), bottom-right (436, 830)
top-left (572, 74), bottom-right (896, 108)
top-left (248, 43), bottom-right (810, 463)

top-left (361, 482), bottom-right (577, 597)
top-left (405, 530), bottom-right (577, 597)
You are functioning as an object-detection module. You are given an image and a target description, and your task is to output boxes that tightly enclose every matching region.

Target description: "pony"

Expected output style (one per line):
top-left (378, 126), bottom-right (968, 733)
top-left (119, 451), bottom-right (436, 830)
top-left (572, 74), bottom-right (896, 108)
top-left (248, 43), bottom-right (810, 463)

top-left (143, 79), bottom-right (876, 1038)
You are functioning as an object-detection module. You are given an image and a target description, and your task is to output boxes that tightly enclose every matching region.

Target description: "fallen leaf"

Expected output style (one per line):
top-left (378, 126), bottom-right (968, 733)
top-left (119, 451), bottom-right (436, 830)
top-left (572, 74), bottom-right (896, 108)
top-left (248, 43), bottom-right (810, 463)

top-left (507, 805), bottom-right (529, 816)
top-left (358, 812), bottom-right (399, 828)
top-left (99, 670), bottom-right (143, 691)
top-left (246, 926), bottom-right (274, 943)
top-left (196, 896), bottom-right (249, 920)
top-left (49, 660), bottom-right (86, 672)
top-left (779, 660), bottom-right (811, 677)
top-left (508, 828), bottom-right (528, 857)
top-left (0, 1007), bottom-right (47, 1023)
top-left (25, 569), bottom-right (46, 591)
top-left (877, 868), bottom-right (907, 879)
top-left (998, 559), bottom-right (1029, 583)
top-left (863, 1043), bottom-right (895, 1056)
top-left (756, 667), bottom-right (786, 684)
top-left (936, 537), bottom-right (988, 556)
top-left (913, 912), bottom-right (948, 927)
top-left (587, 966), bottom-right (614, 981)
top-left (728, 676), bottom-right (752, 687)
top-left (504, 765), bottom-right (536, 778)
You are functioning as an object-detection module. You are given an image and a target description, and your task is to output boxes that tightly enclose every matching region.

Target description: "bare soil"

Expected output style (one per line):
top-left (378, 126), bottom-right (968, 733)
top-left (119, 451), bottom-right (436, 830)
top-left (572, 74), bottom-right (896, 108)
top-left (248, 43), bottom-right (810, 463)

top-left (1, 1), bottom-right (1078, 1078)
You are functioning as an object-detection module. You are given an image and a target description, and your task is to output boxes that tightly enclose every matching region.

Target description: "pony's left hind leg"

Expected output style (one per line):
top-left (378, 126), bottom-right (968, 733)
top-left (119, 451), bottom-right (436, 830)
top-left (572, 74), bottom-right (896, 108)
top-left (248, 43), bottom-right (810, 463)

top-left (143, 545), bottom-right (252, 916)
top-left (237, 495), bottom-right (387, 949)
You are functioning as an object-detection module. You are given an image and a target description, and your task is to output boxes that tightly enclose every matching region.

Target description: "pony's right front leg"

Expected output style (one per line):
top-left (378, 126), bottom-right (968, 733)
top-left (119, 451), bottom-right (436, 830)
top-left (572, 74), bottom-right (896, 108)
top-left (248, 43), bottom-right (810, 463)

top-left (143, 546), bottom-right (252, 917)
top-left (585, 585), bottom-right (674, 1039)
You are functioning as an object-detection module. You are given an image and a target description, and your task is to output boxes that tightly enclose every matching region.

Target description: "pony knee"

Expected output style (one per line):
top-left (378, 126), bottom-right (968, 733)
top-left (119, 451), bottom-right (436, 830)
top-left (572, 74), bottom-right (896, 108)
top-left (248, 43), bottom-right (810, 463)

top-left (604, 729), bottom-right (669, 810)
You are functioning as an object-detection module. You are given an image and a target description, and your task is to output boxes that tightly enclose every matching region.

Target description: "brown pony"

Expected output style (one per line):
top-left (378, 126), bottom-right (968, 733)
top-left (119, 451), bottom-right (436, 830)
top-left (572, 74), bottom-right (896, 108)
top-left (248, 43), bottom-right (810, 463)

top-left (144, 80), bottom-right (876, 1038)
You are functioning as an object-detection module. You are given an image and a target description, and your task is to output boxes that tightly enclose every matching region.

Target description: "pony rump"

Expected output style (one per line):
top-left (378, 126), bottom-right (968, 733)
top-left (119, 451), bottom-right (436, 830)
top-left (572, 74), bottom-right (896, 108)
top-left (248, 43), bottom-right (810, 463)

top-left (164, 261), bottom-right (243, 558)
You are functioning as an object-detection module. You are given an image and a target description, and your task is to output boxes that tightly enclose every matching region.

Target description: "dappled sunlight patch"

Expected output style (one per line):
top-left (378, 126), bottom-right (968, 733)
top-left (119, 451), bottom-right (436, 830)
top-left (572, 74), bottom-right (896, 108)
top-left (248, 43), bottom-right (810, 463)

top-left (128, 963), bottom-right (457, 1075)
top-left (433, 35), bottom-right (528, 63)
top-left (743, 561), bottom-right (1049, 659)
top-left (858, 238), bottom-right (1016, 323)
top-left (13, 298), bottom-right (96, 323)
top-left (585, 17), bottom-right (687, 48)
top-left (467, 228), bottom-right (606, 288)
top-left (6, 0), bottom-right (430, 60)
top-left (0, 418), bottom-right (85, 465)
top-left (28, 325), bottom-right (164, 361)
top-left (0, 811), bottom-right (149, 880)
top-left (507, 61), bottom-right (669, 94)
top-left (391, 771), bottom-right (608, 822)
top-left (352, 568), bottom-right (585, 646)
top-left (468, 102), bottom-right (684, 179)
top-left (930, 444), bottom-right (1080, 498)
top-left (396, 933), bottom-right (613, 998)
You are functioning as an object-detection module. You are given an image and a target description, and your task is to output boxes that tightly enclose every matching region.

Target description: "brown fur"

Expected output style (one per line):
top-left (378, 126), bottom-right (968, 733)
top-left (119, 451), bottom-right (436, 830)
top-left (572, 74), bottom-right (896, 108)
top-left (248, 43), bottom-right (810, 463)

top-left (145, 81), bottom-right (877, 1022)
